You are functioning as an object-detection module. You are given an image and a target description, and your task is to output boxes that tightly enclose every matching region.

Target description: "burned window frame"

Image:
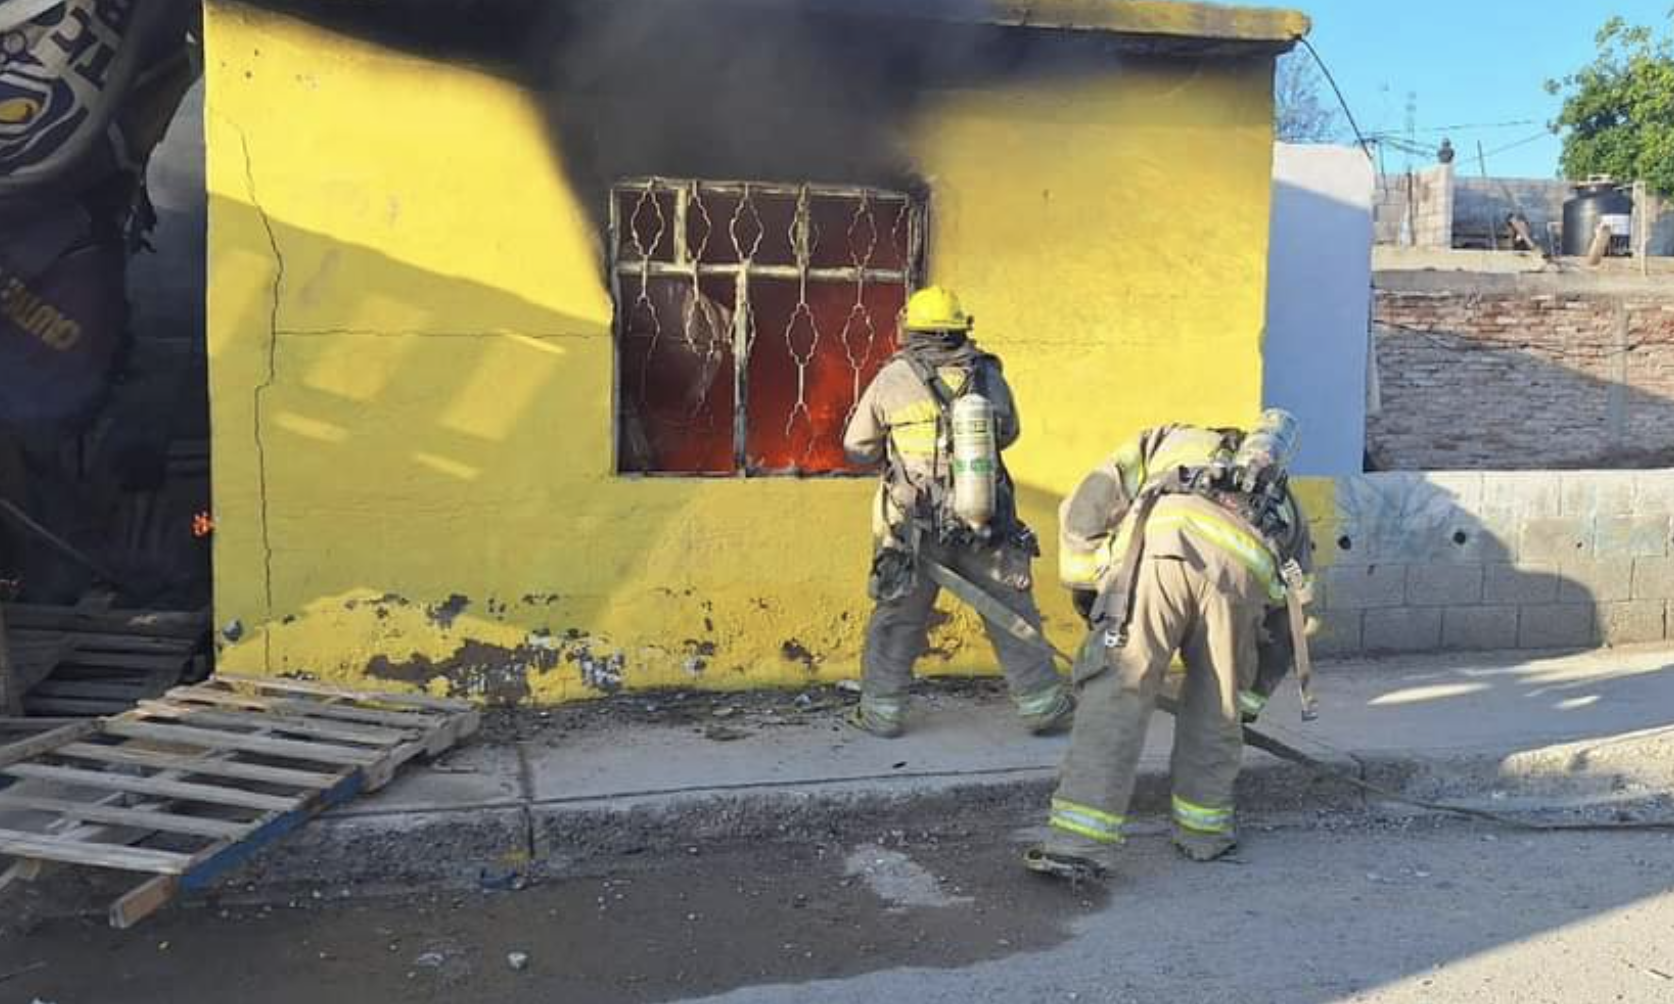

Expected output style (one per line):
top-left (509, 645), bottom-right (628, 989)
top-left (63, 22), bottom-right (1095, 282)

top-left (608, 176), bottom-right (928, 477)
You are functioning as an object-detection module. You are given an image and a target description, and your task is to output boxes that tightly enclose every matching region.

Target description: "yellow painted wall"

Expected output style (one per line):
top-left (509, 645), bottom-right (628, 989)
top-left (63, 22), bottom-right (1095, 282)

top-left (205, 5), bottom-right (1288, 702)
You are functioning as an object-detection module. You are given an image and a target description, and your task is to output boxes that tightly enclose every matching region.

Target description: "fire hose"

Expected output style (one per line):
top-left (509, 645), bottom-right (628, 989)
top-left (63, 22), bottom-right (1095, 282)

top-left (922, 558), bottom-right (1674, 835)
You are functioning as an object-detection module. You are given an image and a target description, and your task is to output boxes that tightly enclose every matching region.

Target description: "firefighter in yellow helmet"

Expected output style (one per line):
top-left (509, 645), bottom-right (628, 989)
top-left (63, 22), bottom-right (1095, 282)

top-left (841, 286), bottom-right (1073, 738)
top-left (1025, 411), bottom-right (1314, 877)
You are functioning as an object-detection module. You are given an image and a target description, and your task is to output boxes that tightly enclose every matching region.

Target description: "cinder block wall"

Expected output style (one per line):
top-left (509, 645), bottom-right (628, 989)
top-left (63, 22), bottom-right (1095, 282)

top-left (1372, 164), bottom-right (1453, 248)
top-left (1306, 471), bottom-right (1674, 658)
top-left (1453, 177), bottom-right (1568, 241)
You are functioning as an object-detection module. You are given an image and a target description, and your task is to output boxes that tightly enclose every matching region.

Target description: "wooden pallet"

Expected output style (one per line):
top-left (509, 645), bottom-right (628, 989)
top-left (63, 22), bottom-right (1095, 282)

top-left (0, 673), bottom-right (479, 928)
top-left (2, 603), bottom-right (209, 716)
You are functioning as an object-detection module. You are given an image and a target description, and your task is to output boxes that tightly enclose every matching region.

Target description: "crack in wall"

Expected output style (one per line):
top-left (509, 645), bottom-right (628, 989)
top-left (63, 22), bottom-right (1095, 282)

top-left (238, 125), bottom-right (283, 672)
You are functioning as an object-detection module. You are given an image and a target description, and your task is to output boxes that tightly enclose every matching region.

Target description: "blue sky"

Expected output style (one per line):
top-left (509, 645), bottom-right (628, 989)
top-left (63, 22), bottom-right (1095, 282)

top-left (1266, 0), bottom-right (1672, 178)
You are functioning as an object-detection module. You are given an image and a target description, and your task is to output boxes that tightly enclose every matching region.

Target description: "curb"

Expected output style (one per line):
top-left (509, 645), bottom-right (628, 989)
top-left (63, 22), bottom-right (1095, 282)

top-left (226, 753), bottom-right (1371, 890)
top-left (226, 726), bottom-right (1674, 893)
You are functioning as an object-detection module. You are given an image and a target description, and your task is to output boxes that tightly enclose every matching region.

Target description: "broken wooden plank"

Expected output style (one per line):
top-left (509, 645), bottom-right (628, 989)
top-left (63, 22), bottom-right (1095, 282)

top-left (16, 627), bottom-right (198, 649)
top-left (0, 828), bottom-right (191, 874)
top-left (133, 701), bottom-right (414, 747)
top-left (110, 876), bottom-right (179, 930)
top-left (0, 721), bottom-right (99, 769)
top-left (101, 720), bottom-right (385, 765)
top-left (54, 743), bottom-right (343, 790)
top-left (215, 672), bottom-right (472, 712)
top-left (0, 717), bottom-right (83, 731)
top-left (30, 680), bottom-right (150, 701)
top-left (53, 651), bottom-right (196, 672)
top-left (4, 763), bottom-right (296, 811)
top-left (168, 685), bottom-right (448, 730)
top-left (25, 696), bottom-right (138, 716)
top-left (1, 604), bottom-right (208, 639)
top-left (0, 795), bottom-right (248, 839)
top-left (61, 635), bottom-right (199, 655)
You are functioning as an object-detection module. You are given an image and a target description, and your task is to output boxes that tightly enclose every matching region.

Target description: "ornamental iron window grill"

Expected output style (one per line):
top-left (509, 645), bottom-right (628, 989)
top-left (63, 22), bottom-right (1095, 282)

top-left (610, 177), bottom-right (926, 475)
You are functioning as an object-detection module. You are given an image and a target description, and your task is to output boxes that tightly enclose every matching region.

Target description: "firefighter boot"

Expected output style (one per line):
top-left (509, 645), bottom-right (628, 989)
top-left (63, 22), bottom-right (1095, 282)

top-left (1023, 832), bottom-right (1117, 882)
top-left (847, 694), bottom-right (907, 739)
top-left (1018, 685), bottom-right (1076, 736)
top-left (1172, 826), bottom-right (1238, 862)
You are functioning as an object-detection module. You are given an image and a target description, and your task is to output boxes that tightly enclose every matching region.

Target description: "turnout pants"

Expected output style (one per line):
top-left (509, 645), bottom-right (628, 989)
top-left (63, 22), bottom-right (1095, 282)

top-left (860, 537), bottom-right (1062, 726)
top-left (1048, 555), bottom-right (1265, 851)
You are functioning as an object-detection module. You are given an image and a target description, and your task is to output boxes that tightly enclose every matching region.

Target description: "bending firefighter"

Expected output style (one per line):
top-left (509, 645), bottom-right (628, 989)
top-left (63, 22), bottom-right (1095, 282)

top-left (1026, 410), bottom-right (1314, 877)
top-left (842, 287), bottom-right (1074, 738)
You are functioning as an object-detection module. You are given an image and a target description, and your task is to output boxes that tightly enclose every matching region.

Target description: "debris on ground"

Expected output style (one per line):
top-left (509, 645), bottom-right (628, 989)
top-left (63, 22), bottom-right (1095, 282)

top-left (476, 676), bottom-right (1006, 743)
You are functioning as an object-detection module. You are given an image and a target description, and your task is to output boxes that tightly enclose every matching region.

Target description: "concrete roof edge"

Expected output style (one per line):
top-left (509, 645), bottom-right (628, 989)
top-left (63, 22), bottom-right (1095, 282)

top-left (648, 0), bottom-right (1312, 49)
top-left (986, 1), bottom-right (1311, 45)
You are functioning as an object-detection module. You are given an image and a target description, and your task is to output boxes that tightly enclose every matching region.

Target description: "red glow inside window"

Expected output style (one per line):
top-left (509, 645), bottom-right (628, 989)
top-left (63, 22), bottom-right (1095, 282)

top-left (613, 180), bottom-right (922, 476)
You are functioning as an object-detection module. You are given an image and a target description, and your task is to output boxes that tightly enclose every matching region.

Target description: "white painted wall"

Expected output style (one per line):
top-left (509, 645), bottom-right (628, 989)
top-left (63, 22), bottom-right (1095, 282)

top-left (1264, 143), bottom-right (1374, 476)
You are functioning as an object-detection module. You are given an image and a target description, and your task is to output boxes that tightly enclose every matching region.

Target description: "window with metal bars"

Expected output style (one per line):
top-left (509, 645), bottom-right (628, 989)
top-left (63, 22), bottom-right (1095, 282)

top-left (610, 178), bottom-right (926, 475)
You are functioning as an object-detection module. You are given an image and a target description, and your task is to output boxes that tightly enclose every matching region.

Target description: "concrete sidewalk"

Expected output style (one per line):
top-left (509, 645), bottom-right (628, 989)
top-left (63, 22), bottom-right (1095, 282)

top-left (244, 645), bottom-right (1674, 888)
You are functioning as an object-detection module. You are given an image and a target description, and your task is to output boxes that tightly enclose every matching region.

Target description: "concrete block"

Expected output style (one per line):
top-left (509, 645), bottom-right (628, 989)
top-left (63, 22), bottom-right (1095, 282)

top-left (1362, 608), bottom-right (1442, 654)
top-left (1556, 558), bottom-right (1634, 603)
top-left (1596, 601), bottom-right (1666, 646)
top-left (1632, 557), bottom-right (1674, 601)
top-left (1595, 515), bottom-right (1670, 559)
top-left (1518, 604), bottom-right (1597, 650)
top-left (1404, 564), bottom-right (1484, 606)
top-left (1442, 606), bottom-right (1519, 651)
top-left (1519, 517), bottom-right (1593, 563)
top-left (1333, 474), bottom-right (1490, 565)
top-left (1483, 563), bottom-right (1561, 605)
top-left (1322, 564), bottom-right (1407, 610)
top-left (1482, 473), bottom-right (1560, 518)
top-left (1632, 472), bottom-right (1674, 514)
top-left (1309, 609), bottom-right (1362, 659)
top-left (1560, 472), bottom-right (1637, 517)
top-left (1473, 506), bottom-right (1521, 563)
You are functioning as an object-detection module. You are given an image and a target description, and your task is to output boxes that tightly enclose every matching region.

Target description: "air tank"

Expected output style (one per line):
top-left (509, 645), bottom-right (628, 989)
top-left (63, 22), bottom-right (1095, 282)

top-left (950, 393), bottom-right (997, 531)
top-left (1562, 181), bottom-right (1634, 257)
top-left (1233, 409), bottom-right (1300, 491)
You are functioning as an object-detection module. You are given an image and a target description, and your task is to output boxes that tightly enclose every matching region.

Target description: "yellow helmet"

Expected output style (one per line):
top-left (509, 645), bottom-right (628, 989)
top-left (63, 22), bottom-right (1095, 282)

top-left (902, 285), bottom-right (973, 333)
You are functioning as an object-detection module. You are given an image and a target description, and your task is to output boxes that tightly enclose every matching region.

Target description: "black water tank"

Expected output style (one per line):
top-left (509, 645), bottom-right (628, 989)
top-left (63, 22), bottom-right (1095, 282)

top-left (1562, 181), bottom-right (1634, 256)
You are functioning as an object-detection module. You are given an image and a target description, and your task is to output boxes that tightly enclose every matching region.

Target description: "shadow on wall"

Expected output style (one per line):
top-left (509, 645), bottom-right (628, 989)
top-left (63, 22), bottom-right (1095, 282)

top-left (1308, 472), bottom-right (1645, 659)
top-left (207, 198), bottom-right (1097, 703)
top-left (208, 196), bottom-right (671, 702)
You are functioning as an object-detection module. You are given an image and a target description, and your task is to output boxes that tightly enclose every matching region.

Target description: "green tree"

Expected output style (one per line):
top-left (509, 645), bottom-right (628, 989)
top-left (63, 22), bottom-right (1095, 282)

top-left (1547, 14), bottom-right (1674, 194)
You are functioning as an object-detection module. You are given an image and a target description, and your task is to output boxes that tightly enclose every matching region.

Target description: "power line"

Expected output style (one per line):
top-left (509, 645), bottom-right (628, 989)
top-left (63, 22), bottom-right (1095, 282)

top-left (1295, 36), bottom-right (1373, 161)
top-left (1371, 136), bottom-right (1435, 157)
top-left (1481, 130), bottom-right (1553, 159)
top-left (1367, 118), bottom-right (1543, 138)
